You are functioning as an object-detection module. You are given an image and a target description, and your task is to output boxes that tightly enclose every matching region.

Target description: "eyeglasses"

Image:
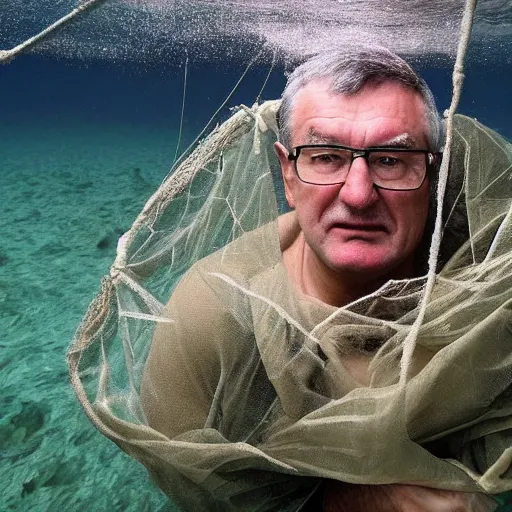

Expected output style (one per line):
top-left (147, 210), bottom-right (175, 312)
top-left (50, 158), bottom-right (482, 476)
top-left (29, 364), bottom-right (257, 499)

top-left (288, 144), bottom-right (441, 191)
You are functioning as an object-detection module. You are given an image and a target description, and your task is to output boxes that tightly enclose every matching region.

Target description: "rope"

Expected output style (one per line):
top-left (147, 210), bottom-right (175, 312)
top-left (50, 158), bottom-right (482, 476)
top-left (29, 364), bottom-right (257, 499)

top-left (399, 0), bottom-right (479, 384)
top-left (173, 53), bottom-right (189, 165)
top-left (164, 45), bottom-right (267, 179)
top-left (255, 49), bottom-right (277, 105)
top-left (0, 0), bottom-right (109, 65)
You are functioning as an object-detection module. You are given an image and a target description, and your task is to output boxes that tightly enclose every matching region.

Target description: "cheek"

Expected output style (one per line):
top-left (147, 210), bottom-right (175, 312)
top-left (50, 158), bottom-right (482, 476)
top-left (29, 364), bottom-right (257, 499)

top-left (414, 187), bottom-right (431, 229)
top-left (394, 189), bottom-right (430, 244)
top-left (292, 186), bottom-right (337, 223)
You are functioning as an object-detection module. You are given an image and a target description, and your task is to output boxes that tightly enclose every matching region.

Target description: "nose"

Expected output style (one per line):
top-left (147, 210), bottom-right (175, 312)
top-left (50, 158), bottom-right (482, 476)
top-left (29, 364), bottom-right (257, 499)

top-left (338, 156), bottom-right (378, 209)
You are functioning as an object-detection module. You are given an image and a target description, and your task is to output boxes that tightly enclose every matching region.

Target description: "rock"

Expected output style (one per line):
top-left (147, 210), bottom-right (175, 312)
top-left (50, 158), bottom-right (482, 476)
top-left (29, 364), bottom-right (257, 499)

top-left (96, 226), bottom-right (126, 251)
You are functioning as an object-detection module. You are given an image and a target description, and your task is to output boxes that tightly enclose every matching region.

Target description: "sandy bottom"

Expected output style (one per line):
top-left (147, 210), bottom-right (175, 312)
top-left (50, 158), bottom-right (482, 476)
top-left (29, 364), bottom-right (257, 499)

top-left (0, 118), bottom-right (180, 511)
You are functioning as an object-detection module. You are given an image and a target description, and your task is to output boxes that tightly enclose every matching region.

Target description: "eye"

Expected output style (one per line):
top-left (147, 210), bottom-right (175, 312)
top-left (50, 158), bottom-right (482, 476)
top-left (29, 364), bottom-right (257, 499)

top-left (310, 151), bottom-right (348, 165)
top-left (375, 155), bottom-right (402, 166)
top-left (312, 153), bottom-right (340, 162)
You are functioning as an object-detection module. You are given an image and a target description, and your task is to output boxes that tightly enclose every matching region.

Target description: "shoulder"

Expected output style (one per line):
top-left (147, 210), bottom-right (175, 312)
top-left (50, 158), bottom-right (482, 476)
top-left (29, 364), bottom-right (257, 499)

top-left (160, 215), bottom-right (299, 352)
top-left (172, 217), bottom-right (285, 307)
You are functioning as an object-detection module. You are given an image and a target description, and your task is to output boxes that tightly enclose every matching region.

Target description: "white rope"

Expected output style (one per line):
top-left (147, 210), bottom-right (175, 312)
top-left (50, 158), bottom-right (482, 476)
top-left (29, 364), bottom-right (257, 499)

top-left (399, 0), bottom-right (479, 385)
top-left (0, 0), bottom-right (109, 64)
top-left (172, 53), bottom-right (189, 165)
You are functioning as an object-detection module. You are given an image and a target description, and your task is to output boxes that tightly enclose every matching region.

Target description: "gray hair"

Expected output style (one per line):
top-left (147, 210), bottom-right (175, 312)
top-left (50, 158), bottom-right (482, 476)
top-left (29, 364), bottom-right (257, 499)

top-left (278, 47), bottom-right (443, 152)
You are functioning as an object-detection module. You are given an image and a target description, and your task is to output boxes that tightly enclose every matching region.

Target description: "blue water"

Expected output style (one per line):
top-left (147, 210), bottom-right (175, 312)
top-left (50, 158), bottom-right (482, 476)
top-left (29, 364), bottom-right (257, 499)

top-left (0, 44), bottom-right (510, 511)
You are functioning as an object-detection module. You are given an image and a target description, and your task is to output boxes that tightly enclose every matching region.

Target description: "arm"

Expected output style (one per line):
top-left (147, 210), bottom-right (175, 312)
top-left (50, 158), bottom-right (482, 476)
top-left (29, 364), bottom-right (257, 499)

top-left (140, 266), bottom-right (230, 439)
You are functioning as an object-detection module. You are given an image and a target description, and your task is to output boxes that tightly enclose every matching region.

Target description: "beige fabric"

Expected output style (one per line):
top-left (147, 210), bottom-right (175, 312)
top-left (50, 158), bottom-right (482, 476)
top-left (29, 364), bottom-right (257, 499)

top-left (68, 105), bottom-right (512, 511)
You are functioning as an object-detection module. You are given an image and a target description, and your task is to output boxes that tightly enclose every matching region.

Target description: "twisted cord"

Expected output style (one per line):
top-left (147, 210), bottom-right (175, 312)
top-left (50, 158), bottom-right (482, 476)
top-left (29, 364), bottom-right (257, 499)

top-left (0, 0), bottom-right (109, 64)
top-left (399, 0), bottom-right (479, 385)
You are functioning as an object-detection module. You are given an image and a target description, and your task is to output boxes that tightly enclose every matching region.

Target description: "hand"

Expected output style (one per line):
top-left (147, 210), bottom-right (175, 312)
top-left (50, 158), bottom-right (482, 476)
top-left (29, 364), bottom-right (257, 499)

top-left (324, 482), bottom-right (497, 512)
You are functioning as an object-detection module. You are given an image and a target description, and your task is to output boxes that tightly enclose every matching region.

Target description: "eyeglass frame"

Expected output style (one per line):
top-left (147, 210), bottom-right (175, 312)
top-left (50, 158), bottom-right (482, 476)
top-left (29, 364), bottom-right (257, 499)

top-left (287, 144), bottom-right (442, 191)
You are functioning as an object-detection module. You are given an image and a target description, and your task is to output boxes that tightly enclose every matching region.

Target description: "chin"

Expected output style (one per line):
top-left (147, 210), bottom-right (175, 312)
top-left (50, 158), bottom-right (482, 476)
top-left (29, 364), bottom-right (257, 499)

top-left (323, 244), bottom-right (405, 280)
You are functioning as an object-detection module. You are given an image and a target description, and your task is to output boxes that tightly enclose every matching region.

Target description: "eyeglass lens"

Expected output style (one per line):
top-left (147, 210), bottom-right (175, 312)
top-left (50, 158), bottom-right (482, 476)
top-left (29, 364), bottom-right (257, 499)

top-left (296, 147), bottom-right (428, 189)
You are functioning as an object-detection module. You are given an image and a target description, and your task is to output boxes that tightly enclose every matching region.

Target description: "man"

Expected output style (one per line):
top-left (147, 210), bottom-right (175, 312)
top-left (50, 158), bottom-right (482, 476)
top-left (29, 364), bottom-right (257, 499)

top-left (66, 46), bottom-right (511, 511)
top-left (144, 48), bottom-right (442, 426)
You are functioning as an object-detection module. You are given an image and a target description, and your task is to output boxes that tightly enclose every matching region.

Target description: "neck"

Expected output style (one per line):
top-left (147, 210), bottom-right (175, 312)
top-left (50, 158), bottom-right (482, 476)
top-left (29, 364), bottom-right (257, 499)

top-left (283, 233), bottom-right (415, 307)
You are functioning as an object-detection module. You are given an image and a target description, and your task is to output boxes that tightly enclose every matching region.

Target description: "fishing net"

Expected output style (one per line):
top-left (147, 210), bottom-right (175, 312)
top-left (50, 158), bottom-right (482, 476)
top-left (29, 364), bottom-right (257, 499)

top-left (68, 93), bottom-right (512, 512)
top-left (39, 0), bottom-right (511, 510)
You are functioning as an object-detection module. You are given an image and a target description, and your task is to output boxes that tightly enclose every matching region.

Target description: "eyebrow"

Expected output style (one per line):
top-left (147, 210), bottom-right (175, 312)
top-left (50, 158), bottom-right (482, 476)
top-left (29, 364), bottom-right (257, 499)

top-left (305, 129), bottom-right (418, 149)
top-left (305, 128), bottom-right (338, 145)
top-left (372, 134), bottom-right (417, 149)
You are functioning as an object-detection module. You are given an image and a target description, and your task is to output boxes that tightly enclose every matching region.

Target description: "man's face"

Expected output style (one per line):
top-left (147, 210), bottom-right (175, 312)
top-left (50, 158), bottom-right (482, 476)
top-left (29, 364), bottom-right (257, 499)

top-left (276, 80), bottom-right (431, 282)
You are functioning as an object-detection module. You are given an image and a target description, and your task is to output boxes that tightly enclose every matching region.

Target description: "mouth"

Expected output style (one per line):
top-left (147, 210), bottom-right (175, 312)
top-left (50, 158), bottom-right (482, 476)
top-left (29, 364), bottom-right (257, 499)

top-left (332, 222), bottom-right (388, 233)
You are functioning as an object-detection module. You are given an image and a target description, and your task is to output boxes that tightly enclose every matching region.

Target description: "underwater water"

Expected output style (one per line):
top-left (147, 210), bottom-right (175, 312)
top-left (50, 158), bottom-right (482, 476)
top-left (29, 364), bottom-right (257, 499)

top-left (1, 21), bottom-right (512, 512)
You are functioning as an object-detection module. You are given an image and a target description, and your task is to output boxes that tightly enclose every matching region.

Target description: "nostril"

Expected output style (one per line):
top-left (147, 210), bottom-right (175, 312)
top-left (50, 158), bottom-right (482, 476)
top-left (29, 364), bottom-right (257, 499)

top-left (338, 174), bottom-right (378, 207)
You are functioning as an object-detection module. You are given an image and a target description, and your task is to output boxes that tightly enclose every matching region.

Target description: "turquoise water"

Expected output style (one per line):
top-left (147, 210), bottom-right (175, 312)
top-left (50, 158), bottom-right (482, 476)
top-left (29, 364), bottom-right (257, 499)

top-left (0, 118), bottom-right (178, 510)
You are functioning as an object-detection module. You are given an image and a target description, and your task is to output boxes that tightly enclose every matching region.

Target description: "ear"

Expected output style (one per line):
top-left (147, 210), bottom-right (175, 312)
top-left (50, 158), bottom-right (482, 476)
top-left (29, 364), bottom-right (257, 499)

top-left (274, 141), bottom-right (296, 209)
